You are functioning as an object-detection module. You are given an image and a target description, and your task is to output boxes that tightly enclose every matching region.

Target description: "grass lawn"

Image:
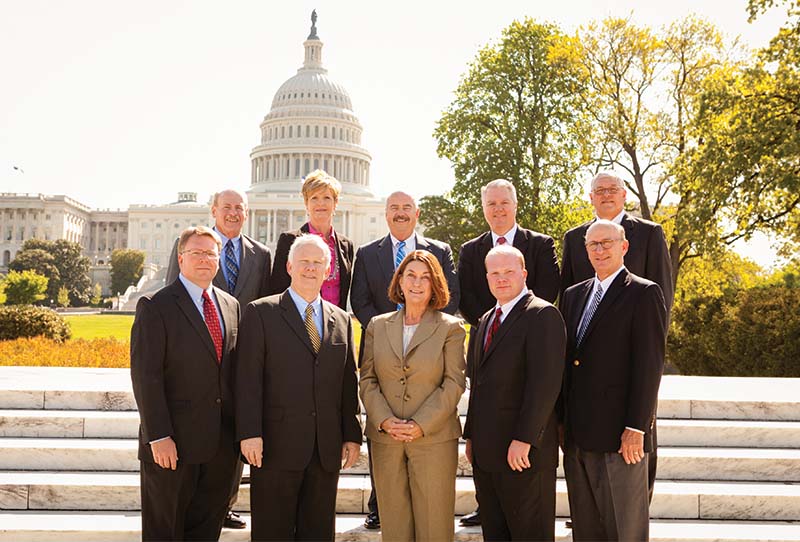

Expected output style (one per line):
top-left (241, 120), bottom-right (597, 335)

top-left (64, 314), bottom-right (134, 340)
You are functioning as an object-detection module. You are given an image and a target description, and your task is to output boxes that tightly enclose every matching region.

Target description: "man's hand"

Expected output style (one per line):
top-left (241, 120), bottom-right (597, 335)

top-left (618, 428), bottom-right (645, 465)
top-left (507, 439), bottom-right (531, 472)
top-left (151, 437), bottom-right (178, 470)
top-left (341, 441), bottom-right (361, 470)
top-left (465, 438), bottom-right (473, 464)
top-left (241, 437), bottom-right (263, 468)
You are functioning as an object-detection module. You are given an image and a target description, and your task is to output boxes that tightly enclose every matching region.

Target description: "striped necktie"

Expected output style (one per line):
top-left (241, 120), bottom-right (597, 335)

top-left (224, 240), bottom-right (239, 294)
top-left (395, 240), bottom-right (406, 310)
top-left (305, 304), bottom-right (321, 354)
top-left (576, 284), bottom-right (603, 346)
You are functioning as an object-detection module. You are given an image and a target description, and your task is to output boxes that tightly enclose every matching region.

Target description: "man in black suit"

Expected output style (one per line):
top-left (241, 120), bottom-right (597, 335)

top-left (458, 179), bottom-right (560, 527)
top-left (131, 226), bottom-right (240, 541)
top-left (560, 171), bottom-right (672, 503)
top-left (560, 220), bottom-right (667, 541)
top-left (165, 188), bottom-right (271, 529)
top-left (236, 234), bottom-right (362, 541)
top-left (350, 190), bottom-right (459, 529)
top-left (463, 245), bottom-right (565, 541)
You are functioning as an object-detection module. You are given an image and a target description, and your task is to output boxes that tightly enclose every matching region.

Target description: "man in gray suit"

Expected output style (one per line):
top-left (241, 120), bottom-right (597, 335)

top-left (165, 188), bottom-right (272, 529)
top-left (350, 190), bottom-right (460, 530)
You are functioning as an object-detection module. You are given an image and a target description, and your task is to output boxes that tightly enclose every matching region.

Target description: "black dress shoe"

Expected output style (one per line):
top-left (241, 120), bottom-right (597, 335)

top-left (459, 510), bottom-right (481, 526)
top-left (364, 511), bottom-right (381, 530)
top-left (566, 520), bottom-right (573, 529)
top-left (224, 511), bottom-right (247, 529)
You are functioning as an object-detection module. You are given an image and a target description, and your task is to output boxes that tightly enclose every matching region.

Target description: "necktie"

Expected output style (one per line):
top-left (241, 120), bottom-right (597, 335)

top-left (395, 240), bottom-right (407, 310)
top-left (576, 284), bottom-right (604, 346)
top-left (305, 304), bottom-right (321, 354)
top-left (497, 236), bottom-right (507, 246)
top-left (202, 291), bottom-right (223, 363)
top-left (484, 307), bottom-right (503, 352)
top-left (225, 240), bottom-right (239, 294)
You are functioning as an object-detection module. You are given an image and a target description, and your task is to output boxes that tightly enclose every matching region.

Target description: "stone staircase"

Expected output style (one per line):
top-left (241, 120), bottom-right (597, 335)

top-left (1, 366), bottom-right (799, 541)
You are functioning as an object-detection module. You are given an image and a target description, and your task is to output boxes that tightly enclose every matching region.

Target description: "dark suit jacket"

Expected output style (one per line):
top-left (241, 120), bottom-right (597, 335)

top-left (351, 233), bottom-right (460, 327)
top-left (165, 233), bottom-right (272, 306)
top-left (560, 269), bottom-right (667, 453)
top-left (235, 291), bottom-right (362, 473)
top-left (270, 223), bottom-right (354, 310)
top-left (560, 213), bottom-right (674, 312)
top-left (463, 292), bottom-right (566, 473)
top-left (130, 279), bottom-right (240, 464)
top-left (458, 228), bottom-right (560, 326)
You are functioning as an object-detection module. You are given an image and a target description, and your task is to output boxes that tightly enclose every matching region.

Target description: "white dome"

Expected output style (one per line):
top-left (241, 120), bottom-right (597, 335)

top-left (272, 71), bottom-right (353, 111)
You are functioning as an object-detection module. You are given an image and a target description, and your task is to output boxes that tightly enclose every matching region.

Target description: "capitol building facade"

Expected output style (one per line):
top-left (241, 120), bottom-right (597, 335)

top-left (0, 14), bottom-right (385, 294)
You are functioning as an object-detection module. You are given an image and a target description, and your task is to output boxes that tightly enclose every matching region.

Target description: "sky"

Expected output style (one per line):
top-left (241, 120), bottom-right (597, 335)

top-left (0, 0), bottom-right (789, 265)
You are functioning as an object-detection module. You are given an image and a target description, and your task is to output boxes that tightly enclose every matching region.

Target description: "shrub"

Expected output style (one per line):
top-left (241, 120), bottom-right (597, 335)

top-left (669, 286), bottom-right (800, 376)
top-left (0, 305), bottom-right (71, 343)
top-left (3, 270), bottom-right (48, 305)
top-left (0, 336), bottom-right (129, 368)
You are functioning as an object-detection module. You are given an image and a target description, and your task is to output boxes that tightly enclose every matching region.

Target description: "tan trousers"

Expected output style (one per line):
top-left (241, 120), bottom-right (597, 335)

top-left (371, 438), bottom-right (458, 542)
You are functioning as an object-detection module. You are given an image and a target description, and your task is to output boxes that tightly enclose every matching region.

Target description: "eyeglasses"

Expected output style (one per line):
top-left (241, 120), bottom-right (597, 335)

top-left (592, 187), bottom-right (621, 196)
top-left (180, 250), bottom-right (220, 260)
top-left (584, 239), bottom-right (623, 252)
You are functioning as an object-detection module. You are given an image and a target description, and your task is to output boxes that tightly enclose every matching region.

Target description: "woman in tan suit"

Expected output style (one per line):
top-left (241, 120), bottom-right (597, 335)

top-left (360, 250), bottom-right (466, 542)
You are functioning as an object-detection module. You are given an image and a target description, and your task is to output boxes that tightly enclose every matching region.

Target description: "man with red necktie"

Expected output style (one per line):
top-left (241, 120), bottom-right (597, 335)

top-left (131, 226), bottom-right (241, 541)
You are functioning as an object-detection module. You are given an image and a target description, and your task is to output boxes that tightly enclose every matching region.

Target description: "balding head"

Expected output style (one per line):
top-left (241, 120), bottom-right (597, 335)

top-left (211, 189), bottom-right (248, 239)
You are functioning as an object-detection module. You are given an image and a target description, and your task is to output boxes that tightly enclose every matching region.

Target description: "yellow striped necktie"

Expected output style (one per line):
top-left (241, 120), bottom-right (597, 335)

top-left (305, 304), bottom-right (321, 354)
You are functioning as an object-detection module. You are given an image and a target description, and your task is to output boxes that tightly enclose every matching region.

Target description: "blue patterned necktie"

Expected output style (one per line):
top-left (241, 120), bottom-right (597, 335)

top-left (576, 284), bottom-right (603, 346)
top-left (225, 240), bottom-right (239, 294)
top-left (395, 240), bottom-right (406, 310)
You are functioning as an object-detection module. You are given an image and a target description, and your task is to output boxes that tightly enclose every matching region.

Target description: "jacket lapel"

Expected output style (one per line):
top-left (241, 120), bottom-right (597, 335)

top-left (579, 269), bottom-right (630, 348)
top-left (512, 228), bottom-right (529, 252)
top-left (404, 310), bottom-right (440, 357)
top-left (385, 310), bottom-right (405, 362)
top-left (377, 235), bottom-right (395, 285)
top-left (233, 236), bottom-right (255, 298)
top-left (279, 291), bottom-right (316, 355)
top-left (482, 292), bottom-right (532, 363)
top-left (212, 287), bottom-right (236, 363)
top-left (318, 300), bottom-right (338, 353)
top-left (173, 282), bottom-right (218, 363)
top-left (473, 310), bottom-right (491, 372)
top-left (570, 280), bottom-right (593, 340)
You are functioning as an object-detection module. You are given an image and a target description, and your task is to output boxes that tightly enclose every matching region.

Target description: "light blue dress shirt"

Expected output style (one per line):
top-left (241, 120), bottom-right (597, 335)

top-left (178, 274), bottom-right (225, 336)
top-left (287, 287), bottom-right (323, 340)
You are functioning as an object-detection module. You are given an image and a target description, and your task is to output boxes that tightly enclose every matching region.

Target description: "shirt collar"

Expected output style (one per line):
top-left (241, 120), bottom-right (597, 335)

top-left (178, 274), bottom-right (214, 302)
top-left (494, 286), bottom-right (529, 319)
top-left (287, 286), bottom-right (322, 314)
top-left (594, 265), bottom-right (626, 293)
top-left (213, 226), bottom-right (241, 246)
top-left (308, 223), bottom-right (335, 241)
top-left (390, 233), bottom-right (415, 248)
top-left (491, 224), bottom-right (518, 246)
top-left (595, 210), bottom-right (625, 225)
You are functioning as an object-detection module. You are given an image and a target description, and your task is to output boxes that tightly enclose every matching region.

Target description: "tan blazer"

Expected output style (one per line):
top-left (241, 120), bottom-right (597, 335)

top-left (360, 308), bottom-right (466, 444)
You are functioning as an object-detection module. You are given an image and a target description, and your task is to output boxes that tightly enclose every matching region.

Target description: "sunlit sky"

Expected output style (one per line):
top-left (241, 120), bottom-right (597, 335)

top-left (0, 0), bottom-right (788, 266)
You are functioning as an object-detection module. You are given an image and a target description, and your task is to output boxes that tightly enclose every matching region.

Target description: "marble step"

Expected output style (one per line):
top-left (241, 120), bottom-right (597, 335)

top-left (3, 471), bottom-right (800, 521)
top-left (4, 409), bottom-right (800, 449)
top-left (2, 438), bottom-right (800, 483)
top-left (3, 367), bottom-right (800, 421)
top-left (1, 512), bottom-right (799, 542)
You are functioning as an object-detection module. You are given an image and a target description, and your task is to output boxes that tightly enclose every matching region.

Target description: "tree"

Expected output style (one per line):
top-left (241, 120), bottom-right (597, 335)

top-left (90, 283), bottom-right (103, 306)
top-left (10, 239), bottom-right (92, 305)
top-left (8, 249), bottom-right (60, 290)
top-left (56, 286), bottom-right (70, 308)
top-left (3, 270), bottom-right (48, 305)
top-left (430, 18), bottom-right (593, 247)
top-left (110, 249), bottom-right (145, 295)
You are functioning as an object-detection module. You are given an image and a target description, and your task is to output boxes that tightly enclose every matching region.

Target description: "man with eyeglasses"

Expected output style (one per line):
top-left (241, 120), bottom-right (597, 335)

top-left (131, 226), bottom-right (241, 540)
top-left (165, 188), bottom-right (272, 529)
top-left (559, 220), bottom-right (667, 541)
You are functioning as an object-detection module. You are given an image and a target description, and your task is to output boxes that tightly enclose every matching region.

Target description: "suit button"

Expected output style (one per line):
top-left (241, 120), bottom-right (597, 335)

top-left (311, 411), bottom-right (316, 417)
top-left (215, 398), bottom-right (221, 404)
top-left (403, 366), bottom-right (410, 372)
top-left (400, 378), bottom-right (406, 384)
top-left (404, 395), bottom-right (410, 401)
top-left (573, 360), bottom-right (580, 366)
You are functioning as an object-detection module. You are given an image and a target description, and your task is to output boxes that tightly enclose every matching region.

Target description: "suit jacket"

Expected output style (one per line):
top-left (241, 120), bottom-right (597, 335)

top-left (235, 291), bottom-right (362, 473)
top-left (270, 223), bottom-right (354, 310)
top-left (463, 292), bottom-right (566, 473)
top-left (458, 228), bottom-right (560, 326)
top-left (560, 269), bottom-right (667, 453)
top-left (165, 233), bottom-right (272, 307)
top-left (359, 309), bottom-right (466, 444)
top-left (560, 213), bottom-right (674, 313)
top-left (130, 279), bottom-right (240, 464)
top-left (351, 233), bottom-right (460, 327)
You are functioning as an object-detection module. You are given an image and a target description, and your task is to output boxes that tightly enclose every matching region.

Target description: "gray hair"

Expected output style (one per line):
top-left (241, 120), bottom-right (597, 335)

top-left (485, 244), bottom-right (526, 270)
top-left (590, 172), bottom-right (625, 191)
top-left (212, 189), bottom-right (249, 209)
top-left (481, 179), bottom-right (517, 205)
top-left (586, 219), bottom-right (626, 240)
top-left (385, 191), bottom-right (418, 209)
top-left (288, 234), bottom-right (332, 269)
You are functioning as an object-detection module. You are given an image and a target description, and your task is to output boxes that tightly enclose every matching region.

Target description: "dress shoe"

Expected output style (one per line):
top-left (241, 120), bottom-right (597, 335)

top-left (241, 474), bottom-right (251, 484)
top-left (364, 511), bottom-right (381, 530)
top-left (566, 520), bottom-right (573, 529)
top-left (459, 510), bottom-right (481, 526)
top-left (223, 511), bottom-right (247, 529)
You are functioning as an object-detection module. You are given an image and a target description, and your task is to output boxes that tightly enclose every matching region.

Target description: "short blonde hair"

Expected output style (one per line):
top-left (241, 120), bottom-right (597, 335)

top-left (485, 245), bottom-right (526, 269)
top-left (388, 250), bottom-right (450, 310)
top-left (178, 226), bottom-right (221, 253)
top-left (302, 170), bottom-right (342, 203)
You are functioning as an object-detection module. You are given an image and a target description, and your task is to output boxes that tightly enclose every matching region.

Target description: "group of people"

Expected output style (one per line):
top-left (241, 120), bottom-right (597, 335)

top-left (130, 169), bottom-right (673, 541)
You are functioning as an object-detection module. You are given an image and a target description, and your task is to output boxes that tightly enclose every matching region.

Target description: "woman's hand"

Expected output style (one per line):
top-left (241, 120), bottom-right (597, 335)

top-left (380, 417), bottom-right (424, 442)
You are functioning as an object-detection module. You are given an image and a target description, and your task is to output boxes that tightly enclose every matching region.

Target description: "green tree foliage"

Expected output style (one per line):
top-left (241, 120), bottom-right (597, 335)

top-left (56, 286), bottom-right (70, 308)
top-left (430, 18), bottom-right (592, 248)
top-left (110, 249), bottom-right (145, 295)
top-left (10, 239), bottom-right (92, 306)
top-left (3, 270), bottom-right (48, 305)
top-left (90, 283), bottom-right (103, 306)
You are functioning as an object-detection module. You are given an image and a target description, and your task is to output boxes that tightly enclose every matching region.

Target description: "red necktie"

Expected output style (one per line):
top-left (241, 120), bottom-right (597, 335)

top-left (497, 236), bottom-right (507, 245)
top-left (484, 307), bottom-right (503, 352)
top-left (202, 291), bottom-right (223, 364)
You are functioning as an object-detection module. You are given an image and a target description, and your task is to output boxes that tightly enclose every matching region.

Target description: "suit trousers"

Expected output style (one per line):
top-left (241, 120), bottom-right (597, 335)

top-left (564, 442), bottom-right (649, 541)
top-left (249, 445), bottom-right (339, 541)
top-left (471, 463), bottom-right (556, 541)
top-left (140, 427), bottom-right (238, 541)
top-left (365, 438), bottom-right (379, 515)
top-left (371, 438), bottom-right (458, 542)
top-left (226, 458), bottom-right (244, 511)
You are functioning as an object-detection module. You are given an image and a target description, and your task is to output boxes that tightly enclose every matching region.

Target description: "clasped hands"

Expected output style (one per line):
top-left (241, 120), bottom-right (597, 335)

top-left (380, 416), bottom-right (423, 442)
top-left (240, 437), bottom-right (360, 470)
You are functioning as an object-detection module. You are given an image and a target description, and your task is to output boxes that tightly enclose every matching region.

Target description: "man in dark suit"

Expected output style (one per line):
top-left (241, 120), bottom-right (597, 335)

top-left (131, 226), bottom-right (240, 541)
top-left (350, 190), bottom-right (460, 529)
top-left (458, 179), bottom-right (560, 527)
top-left (236, 234), bottom-right (362, 541)
top-left (560, 220), bottom-right (667, 541)
top-left (560, 171), bottom-right (672, 504)
top-left (165, 188), bottom-right (271, 529)
top-left (463, 245), bottom-right (565, 541)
